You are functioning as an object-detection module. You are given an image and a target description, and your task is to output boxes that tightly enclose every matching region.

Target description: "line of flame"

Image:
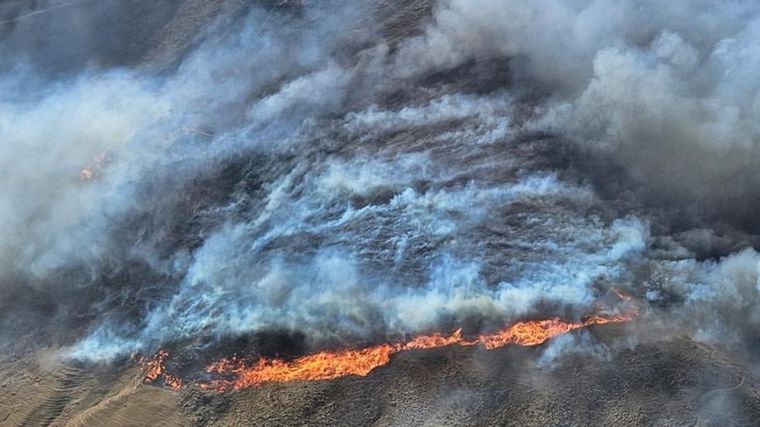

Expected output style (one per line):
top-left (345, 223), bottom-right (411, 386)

top-left (198, 307), bottom-right (638, 391)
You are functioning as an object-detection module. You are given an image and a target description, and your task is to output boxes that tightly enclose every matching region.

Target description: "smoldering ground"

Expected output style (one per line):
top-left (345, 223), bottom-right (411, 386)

top-left (1, 0), bottom-right (760, 381)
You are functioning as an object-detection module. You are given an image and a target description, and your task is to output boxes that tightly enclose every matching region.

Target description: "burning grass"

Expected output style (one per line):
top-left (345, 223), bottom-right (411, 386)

top-left (138, 299), bottom-right (638, 392)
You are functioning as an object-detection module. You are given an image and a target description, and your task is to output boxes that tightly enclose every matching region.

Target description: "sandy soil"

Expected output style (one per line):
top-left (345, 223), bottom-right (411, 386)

top-left (0, 353), bottom-right (184, 427)
top-left (2, 326), bottom-right (759, 426)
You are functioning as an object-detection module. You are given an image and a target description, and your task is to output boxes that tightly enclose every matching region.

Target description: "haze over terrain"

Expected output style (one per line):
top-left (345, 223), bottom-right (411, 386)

top-left (2, 1), bottom-right (760, 425)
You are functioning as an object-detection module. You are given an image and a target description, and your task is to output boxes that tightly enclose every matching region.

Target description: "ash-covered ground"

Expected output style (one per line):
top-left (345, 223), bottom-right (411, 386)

top-left (3, 0), bottom-right (760, 426)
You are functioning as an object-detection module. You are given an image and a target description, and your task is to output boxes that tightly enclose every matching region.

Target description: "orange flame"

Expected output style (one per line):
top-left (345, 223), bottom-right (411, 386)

top-left (204, 344), bottom-right (400, 390)
top-left (136, 298), bottom-right (638, 392)
top-left (199, 306), bottom-right (638, 391)
top-left (134, 350), bottom-right (183, 391)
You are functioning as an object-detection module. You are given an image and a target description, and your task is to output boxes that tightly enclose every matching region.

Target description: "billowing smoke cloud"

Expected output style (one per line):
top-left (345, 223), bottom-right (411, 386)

top-left (0, 0), bottom-right (376, 355)
top-left (389, 0), bottom-right (760, 354)
top-left (3, 0), bottom-right (760, 364)
top-left (398, 0), bottom-right (760, 229)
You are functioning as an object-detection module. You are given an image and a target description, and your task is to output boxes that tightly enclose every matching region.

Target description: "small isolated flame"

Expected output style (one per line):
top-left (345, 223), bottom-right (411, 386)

top-left (79, 152), bottom-right (109, 181)
top-left (134, 350), bottom-right (183, 391)
top-left (199, 305), bottom-right (638, 391)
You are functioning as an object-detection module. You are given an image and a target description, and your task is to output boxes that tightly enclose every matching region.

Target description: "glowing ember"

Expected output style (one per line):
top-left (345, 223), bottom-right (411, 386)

top-left (79, 152), bottom-right (109, 181)
top-left (134, 350), bottom-right (183, 391)
top-left (611, 288), bottom-right (633, 301)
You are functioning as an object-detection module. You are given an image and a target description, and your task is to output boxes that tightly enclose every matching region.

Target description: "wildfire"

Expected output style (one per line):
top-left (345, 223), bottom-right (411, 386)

top-left (134, 350), bottom-right (183, 391)
top-left (198, 305), bottom-right (638, 391)
top-left (204, 344), bottom-right (400, 390)
top-left (79, 152), bottom-right (109, 181)
top-left (136, 299), bottom-right (638, 392)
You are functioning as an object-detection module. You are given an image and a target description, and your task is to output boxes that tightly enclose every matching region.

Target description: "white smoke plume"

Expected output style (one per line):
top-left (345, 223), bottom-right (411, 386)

top-left (1, 0), bottom-right (759, 364)
top-left (398, 0), bottom-right (760, 220)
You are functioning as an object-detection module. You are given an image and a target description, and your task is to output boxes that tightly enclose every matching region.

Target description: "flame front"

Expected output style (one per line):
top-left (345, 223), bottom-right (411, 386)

top-left (204, 344), bottom-right (400, 391)
top-left (199, 306), bottom-right (638, 391)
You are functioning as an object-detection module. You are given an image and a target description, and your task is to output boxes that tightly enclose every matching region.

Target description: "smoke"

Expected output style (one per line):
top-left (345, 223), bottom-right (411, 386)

top-left (0, 0), bottom-right (189, 73)
top-left (641, 248), bottom-right (760, 348)
top-left (537, 331), bottom-right (610, 368)
top-left (69, 163), bottom-right (648, 360)
top-left (389, 0), bottom-right (760, 354)
top-left (398, 0), bottom-right (760, 229)
top-left (2, 0), bottom-right (760, 366)
top-left (0, 0), bottom-right (374, 354)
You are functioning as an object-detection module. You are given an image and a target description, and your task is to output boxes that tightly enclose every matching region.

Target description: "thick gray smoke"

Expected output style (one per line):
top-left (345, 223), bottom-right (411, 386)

top-left (1, 0), bottom-right (760, 363)
top-left (390, 0), bottom-right (760, 352)
top-left (398, 0), bottom-right (760, 230)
